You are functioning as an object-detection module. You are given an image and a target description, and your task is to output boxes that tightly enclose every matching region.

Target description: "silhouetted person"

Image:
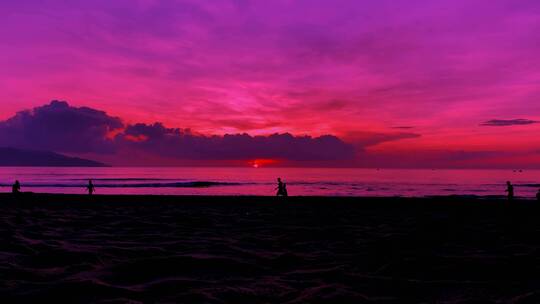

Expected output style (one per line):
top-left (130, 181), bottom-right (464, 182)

top-left (506, 181), bottom-right (514, 201)
top-left (276, 178), bottom-right (286, 197)
top-left (12, 180), bottom-right (21, 194)
top-left (536, 189), bottom-right (540, 202)
top-left (87, 179), bottom-right (95, 195)
top-left (283, 183), bottom-right (288, 197)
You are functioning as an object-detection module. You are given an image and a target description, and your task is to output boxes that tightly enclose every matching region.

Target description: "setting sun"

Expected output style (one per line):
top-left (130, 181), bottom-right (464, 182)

top-left (248, 159), bottom-right (281, 168)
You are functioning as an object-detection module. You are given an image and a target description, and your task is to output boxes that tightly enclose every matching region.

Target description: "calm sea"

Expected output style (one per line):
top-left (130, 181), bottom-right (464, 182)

top-left (0, 167), bottom-right (538, 198)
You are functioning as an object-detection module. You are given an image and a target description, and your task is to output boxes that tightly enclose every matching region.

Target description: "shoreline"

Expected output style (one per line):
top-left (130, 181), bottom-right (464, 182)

top-left (0, 192), bottom-right (530, 201)
top-left (1, 192), bottom-right (536, 209)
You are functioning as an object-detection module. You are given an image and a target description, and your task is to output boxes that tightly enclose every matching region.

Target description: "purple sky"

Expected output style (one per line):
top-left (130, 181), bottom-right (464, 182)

top-left (1, 0), bottom-right (539, 167)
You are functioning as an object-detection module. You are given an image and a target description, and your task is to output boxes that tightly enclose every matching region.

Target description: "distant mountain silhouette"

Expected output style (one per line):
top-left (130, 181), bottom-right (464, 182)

top-left (0, 147), bottom-right (107, 167)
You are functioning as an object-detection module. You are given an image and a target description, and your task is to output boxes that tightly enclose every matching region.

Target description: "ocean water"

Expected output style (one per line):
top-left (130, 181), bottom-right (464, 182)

top-left (0, 167), bottom-right (538, 198)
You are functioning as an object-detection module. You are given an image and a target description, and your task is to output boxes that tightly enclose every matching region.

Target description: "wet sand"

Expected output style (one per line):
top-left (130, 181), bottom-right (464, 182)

top-left (1, 193), bottom-right (540, 303)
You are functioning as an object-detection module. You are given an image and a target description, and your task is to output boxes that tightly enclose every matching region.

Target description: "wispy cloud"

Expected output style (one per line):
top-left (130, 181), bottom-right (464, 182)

top-left (480, 119), bottom-right (538, 127)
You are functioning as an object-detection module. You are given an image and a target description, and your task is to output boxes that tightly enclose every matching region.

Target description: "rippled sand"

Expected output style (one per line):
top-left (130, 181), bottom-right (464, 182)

top-left (1, 194), bottom-right (540, 303)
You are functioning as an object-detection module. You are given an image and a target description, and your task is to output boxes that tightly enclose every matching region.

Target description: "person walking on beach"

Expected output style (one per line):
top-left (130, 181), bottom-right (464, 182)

top-left (12, 180), bottom-right (21, 194)
top-left (86, 179), bottom-right (95, 195)
top-left (276, 178), bottom-right (287, 197)
top-left (506, 181), bottom-right (514, 201)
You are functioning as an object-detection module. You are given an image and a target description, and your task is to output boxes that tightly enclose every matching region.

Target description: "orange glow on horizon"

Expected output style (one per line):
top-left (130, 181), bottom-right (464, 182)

top-left (248, 159), bottom-right (281, 168)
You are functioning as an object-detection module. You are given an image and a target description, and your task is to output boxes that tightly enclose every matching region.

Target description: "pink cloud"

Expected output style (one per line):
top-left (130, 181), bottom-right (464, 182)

top-left (0, 1), bottom-right (539, 167)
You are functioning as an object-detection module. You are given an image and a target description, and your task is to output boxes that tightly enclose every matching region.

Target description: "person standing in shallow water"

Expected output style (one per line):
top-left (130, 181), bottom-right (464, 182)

top-left (276, 178), bottom-right (287, 197)
top-left (505, 181), bottom-right (514, 201)
top-left (12, 180), bottom-right (21, 194)
top-left (87, 180), bottom-right (95, 195)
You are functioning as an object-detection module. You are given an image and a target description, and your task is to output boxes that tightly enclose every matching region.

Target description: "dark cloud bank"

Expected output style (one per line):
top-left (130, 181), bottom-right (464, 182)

top-left (3, 101), bottom-right (530, 168)
top-left (119, 123), bottom-right (354, 161)
top-left (0, 101), bottom-right (357, 162)
top-left (0, 100), bottom-right (123, 153)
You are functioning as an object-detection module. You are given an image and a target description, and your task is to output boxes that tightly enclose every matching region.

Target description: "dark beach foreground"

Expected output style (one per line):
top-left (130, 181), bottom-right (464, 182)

top-left (1, 194), bottom-right (540, 303)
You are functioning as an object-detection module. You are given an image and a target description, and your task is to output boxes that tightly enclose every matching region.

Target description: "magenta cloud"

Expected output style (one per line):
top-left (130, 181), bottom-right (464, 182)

top-left (1, 1), bottom-right (540, 168)
top-left (1, 0), bottom-right (539, 138)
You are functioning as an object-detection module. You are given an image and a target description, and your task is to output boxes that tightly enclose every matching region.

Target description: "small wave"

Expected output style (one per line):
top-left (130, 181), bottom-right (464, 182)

top-left (0, 181), bottom-right (243, 188)
top-left (68, 178), bottom-right (173, 181)
top-left (517, 184), bottom-right (540, 188)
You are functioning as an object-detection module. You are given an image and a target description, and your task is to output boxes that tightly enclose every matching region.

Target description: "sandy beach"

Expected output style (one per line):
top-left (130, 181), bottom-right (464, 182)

top-left (1, 194), bottom-right (540, 303)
